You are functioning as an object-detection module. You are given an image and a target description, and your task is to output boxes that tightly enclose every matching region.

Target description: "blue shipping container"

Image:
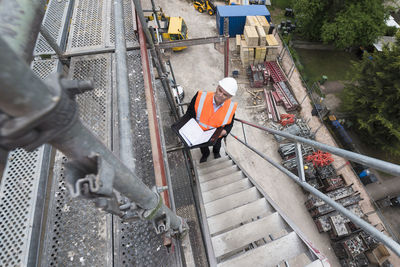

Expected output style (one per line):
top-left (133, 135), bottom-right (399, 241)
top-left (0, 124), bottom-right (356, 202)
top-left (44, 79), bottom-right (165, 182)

top-left (216, 5), bottom-right (271, 37)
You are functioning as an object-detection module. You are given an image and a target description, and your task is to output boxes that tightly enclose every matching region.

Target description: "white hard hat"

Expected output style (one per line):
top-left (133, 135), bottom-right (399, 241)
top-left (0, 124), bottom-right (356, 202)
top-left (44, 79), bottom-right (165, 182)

top-left (218, 77), bottom-right (238, 96)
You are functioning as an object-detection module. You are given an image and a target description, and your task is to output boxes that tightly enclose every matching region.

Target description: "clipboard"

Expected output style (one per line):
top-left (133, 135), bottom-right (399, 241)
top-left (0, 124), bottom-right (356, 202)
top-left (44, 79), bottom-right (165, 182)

top-left (171, 115), bottom-right (223, 149)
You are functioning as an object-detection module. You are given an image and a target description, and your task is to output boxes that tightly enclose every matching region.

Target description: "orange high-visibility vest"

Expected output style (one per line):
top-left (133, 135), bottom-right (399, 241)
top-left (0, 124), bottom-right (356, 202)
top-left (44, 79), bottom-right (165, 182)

top-left (194, 91), bottom-right (237, 130)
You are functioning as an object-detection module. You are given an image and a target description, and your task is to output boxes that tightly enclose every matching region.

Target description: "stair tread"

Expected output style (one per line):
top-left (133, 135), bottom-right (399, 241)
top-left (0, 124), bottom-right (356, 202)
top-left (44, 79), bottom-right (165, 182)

top-left (201, 172), bottom-right (244, 192)
top-left (306, 260), bottom-right (324, 267)
top-left (198, 160), bottom-right (233, 175)
top-left (212, 212), bottom-right (286, 258)
top-left (217, 232), bottom-right (306, 267)
top-left (198, 165), bottom-right (238, 183)
top-left (207, 198), bottom-right (273, 235)
top-left (203, 178), bottom-right (252, 203)
top-left (278, 253), bottom-right (312, 267)
top-left (205, 187), bottom-right (260, 217)
top-left (197, 156), bottom-right (230, 168)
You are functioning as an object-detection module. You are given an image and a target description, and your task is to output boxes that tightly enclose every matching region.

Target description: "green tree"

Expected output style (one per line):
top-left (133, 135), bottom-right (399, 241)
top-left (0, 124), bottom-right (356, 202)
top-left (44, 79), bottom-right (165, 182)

top-left (340, 33), bottom-right (400, 156)
top-left (291, 0), bottom-right (329, 41)
top-left (293, 0), bottom-right (387, 48)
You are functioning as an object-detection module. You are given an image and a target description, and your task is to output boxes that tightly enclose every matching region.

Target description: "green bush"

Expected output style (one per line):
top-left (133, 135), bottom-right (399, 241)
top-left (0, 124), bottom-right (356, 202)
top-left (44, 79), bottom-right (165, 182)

top-left (385, 25), bottom-right (398, 36)
top-left (272, 0), bottom-right (292, 9)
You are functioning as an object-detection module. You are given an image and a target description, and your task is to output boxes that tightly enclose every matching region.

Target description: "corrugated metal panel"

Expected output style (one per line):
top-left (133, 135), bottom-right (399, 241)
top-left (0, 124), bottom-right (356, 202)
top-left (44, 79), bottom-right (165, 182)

top-left (216, 5), bottom-right (271, 36)
top-left (217, 5), bottom-right (270, 17)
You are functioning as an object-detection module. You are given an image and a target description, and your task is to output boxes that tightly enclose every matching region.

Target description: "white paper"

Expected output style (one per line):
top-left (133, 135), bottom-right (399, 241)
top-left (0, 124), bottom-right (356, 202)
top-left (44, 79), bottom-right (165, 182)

top-left (179, 118), bottom-right (216, 146)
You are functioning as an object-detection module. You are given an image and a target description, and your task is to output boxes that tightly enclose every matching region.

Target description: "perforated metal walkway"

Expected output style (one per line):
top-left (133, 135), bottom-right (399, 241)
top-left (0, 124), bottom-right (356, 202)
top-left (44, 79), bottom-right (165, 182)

top-left (0, 0), bottom-right (205, 266)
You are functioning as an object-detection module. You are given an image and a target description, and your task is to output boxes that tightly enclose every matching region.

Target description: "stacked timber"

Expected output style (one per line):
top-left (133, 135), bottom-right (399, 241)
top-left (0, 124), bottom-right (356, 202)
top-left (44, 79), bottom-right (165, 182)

top-left (237, 16), bottom-right (278, 67)
top-left (266, 34), bottom-right (279, 61)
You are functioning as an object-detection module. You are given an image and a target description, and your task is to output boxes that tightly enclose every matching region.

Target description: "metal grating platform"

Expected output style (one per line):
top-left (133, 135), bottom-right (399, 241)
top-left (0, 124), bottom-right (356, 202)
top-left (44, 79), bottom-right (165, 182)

top-left (0, 58), bottom-right (58, 266)
top-left (40, 54), bottom-right (113, 266)
top-left (156, 81), bottom-right (209, 267)
top-left (34, 0), bottom-right (73, 56)
top-left (67, 0), bottom-right (138, 53)
top-left (112, 50), bottom-right (179, 267)
top-left (107, 0), bottom-right (138, 47)
top-left (0, 147), bottom-right (52, 267)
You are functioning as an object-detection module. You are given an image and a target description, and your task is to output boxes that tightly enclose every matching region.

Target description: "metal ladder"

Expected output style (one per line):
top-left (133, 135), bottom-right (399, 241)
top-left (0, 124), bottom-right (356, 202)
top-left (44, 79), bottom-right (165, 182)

top-left (193, 151), bottom-right (327, 266)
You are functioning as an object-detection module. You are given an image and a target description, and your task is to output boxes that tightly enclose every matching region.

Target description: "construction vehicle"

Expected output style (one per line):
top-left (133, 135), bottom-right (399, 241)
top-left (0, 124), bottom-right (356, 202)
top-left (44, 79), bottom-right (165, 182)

top-left (146, 9), bottom-right (188, 51)
top-left (193, 0), bottom-right (216, 16)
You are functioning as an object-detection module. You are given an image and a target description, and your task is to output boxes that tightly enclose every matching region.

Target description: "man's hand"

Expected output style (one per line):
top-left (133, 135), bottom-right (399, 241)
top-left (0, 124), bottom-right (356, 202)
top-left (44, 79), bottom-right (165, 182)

top-left (219, 129), bottom-right (227, 138)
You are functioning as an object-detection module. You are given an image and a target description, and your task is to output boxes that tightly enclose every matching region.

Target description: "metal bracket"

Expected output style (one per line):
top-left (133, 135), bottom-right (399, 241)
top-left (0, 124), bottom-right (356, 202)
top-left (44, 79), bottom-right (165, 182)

top-left (0, 73), bottom-right (93, 151)
top-left (65, 153), bottom-right (115, 198)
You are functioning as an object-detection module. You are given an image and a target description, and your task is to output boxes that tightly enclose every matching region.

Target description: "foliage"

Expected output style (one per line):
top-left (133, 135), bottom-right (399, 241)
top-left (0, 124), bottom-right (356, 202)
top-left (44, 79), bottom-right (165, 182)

top-left (291, 0), bottom-right (328, 41)
top-left (385, 25), bottom-right (398, 37)
top-left (340, 33), bottom-right (400, 156)
top-left (272, 0), bottom-right (292, 9)
top-left (293, 0), bottom-right (387, 48)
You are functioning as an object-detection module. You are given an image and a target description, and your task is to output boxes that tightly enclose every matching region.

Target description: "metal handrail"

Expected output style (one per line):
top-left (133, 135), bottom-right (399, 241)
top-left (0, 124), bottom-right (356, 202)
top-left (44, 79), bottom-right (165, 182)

top-left (234, 118), bottom-right (400, 176)
top-left (230, 117), bottom-right (400, 256)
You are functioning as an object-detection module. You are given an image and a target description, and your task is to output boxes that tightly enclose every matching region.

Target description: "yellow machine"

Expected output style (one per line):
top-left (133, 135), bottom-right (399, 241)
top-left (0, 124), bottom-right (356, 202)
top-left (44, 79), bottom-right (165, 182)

top-left (145, 10), bottom-right (188, 51)
top-left (193, 0), bottom-right (216, 16)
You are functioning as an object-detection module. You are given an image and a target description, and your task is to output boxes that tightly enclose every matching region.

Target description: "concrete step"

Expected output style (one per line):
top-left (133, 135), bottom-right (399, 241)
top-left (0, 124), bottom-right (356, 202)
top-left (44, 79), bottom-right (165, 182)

top-left (197, 156), bottom-right (229, 168)
top-left (306, 260), bottom-right (325, 267)
top-left (207, 198), bottom-right (274, 235)
top-left (217, 232), bottom-right (306, 267)
top-left (212, 212), bottom-right (286, 258)
top-left (198, 160), bottom-right (234, 175)
top-left (199, 165), bottom-right (238, 183)
top-left (205, 187), bottom-right (260, 217)
top-left (200, 171), bottom-right (244, 192)
top-left (202, 178), bottom-right (252, 203)
top-left (278, 253), bottom-right (312, 267)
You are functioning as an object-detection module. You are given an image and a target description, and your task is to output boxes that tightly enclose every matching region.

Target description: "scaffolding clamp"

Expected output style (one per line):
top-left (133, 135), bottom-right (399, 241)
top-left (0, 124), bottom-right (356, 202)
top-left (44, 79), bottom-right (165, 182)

top-left (0, 73), bottom-right (93, 151)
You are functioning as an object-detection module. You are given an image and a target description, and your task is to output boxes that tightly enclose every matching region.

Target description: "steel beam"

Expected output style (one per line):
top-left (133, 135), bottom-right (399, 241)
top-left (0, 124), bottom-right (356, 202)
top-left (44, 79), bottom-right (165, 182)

top-left (156, 36), bottom-right (226, 49)
top-left (138, 10), bottom-right (172, 209)
top-left (0, 0), bottom-right (47, 62)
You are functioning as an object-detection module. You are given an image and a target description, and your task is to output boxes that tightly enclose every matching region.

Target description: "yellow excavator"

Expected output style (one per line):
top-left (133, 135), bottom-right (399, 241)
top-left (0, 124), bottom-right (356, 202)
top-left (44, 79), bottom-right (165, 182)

top-left (145, 9), bottom-right (188, 51)
top-left (193, 0), bottom-right (216, 16)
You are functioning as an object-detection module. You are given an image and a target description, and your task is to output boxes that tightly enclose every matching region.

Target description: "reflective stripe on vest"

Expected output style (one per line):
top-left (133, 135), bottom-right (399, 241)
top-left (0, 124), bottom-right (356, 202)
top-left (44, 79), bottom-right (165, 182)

top-left (222, 101), bottom-right (235, 126)
top-left (196, 91), bottom-right (207, 123)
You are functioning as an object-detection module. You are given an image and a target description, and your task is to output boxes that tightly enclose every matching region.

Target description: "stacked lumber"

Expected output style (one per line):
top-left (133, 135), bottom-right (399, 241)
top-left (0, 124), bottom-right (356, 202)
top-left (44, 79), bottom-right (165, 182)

top-left (257, 15), bottom-right (270, 34)
top-left (237, 16), bottom-right (278, 67)
top-left (244, 26), bottom-right (259, 46)
top-left (266, 34), bottom-right (279, 61)
top-left (240, 39), bottom-right (254, 66)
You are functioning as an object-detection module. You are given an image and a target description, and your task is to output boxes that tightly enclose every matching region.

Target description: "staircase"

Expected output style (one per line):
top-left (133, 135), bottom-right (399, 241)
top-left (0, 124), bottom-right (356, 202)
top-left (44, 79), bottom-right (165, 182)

top-left (193, 152), bottom-right (328, 267)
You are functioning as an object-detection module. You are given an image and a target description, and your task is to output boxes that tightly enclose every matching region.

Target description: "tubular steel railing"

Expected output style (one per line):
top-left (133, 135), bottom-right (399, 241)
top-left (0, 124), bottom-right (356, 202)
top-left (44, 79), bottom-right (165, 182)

top-left (230, 117), bottom-right (400, 257)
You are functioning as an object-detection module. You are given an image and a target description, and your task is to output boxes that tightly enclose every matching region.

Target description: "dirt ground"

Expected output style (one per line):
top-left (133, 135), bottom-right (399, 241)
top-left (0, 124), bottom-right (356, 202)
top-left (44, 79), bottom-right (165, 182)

top-left (144, 0), bottom-right (400, 265)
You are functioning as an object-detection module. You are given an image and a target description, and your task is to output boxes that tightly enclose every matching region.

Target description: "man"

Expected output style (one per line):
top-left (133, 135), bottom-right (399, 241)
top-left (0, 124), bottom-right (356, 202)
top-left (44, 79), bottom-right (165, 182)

top-left (185, 77), bottom-right (238, 163)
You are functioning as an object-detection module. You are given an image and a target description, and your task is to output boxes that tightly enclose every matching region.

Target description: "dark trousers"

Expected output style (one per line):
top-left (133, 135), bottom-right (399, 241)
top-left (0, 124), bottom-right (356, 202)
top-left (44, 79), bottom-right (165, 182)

top-left (200, 137), bottom-right (222, 156)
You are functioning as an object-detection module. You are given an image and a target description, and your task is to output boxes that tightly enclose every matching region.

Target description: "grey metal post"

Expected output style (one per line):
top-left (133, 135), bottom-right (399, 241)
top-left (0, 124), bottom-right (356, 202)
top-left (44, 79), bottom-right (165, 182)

top-left (294, 143), bottom-right (305, 182)
top-left (0, 0), bottom-right (47, 62)
top-left (230, 133), bottom-right (400, 257)
top-left (39, 26), bottom-right (63, 57)
top-left (0, 37), bottom-right (184, 232)
top-left (241, 122), bottom-right (247, 144)
top-left (224, 17), bottom-right (229, 77)
top-left (114, 0), bottom-right (136, 171)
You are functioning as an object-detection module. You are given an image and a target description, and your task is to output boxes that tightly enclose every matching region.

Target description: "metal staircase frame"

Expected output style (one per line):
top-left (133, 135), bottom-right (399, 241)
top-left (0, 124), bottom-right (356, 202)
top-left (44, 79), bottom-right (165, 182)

top-left (228, 118), bottom-right (400, 256)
